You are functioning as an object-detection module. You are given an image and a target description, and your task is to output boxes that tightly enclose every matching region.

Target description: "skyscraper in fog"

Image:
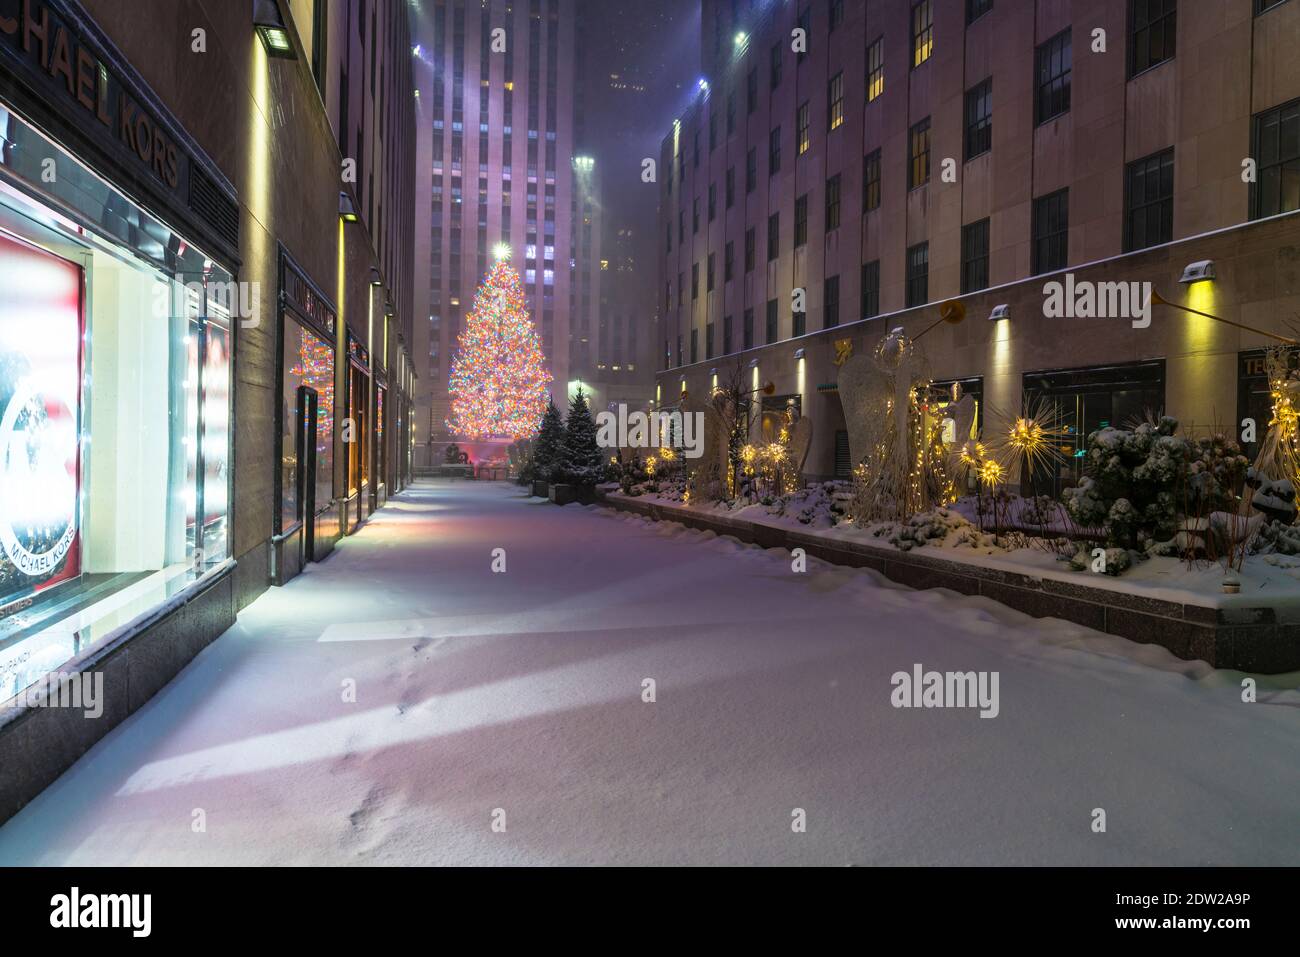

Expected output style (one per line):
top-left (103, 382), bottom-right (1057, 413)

top-left (412, 0), bottom-right (589, 462)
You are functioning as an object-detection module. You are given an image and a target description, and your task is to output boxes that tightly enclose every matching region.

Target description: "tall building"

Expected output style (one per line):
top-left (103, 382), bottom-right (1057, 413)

top-left (659, 0), bottom-right (1300, 483)
top-left (0, 0), bottom-right (417, 821)
top-left (411, 0), bottom-right (585, 463)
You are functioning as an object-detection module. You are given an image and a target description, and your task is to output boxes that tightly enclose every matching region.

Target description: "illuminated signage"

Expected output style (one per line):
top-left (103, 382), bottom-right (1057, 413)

top-left (0, 0), bottom-right (184, 190)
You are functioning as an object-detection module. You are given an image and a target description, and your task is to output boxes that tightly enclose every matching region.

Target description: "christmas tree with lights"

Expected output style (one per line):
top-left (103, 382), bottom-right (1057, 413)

top-left (447, 259), bottom-right (551, 439)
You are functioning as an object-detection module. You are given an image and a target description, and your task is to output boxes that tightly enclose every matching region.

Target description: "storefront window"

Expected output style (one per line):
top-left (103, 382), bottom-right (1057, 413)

top-left (0, 103), bottom-right (233, 701)
top-left (281, 317), bottom-right (335, 533)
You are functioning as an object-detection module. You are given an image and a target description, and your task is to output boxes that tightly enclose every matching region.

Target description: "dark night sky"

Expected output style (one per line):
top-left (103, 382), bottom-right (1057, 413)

top-left (580, 0), bottom-right (701, 231)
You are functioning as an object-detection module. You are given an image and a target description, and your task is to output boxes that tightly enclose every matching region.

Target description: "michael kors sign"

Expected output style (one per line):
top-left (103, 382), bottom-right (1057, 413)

top-left (0, 0), bottom-right (183, 190)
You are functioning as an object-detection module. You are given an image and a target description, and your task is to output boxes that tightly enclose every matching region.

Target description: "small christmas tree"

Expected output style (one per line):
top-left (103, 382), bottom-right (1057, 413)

top-left (557, 387), bottom-right (603, 487)
top-left (446, 260), bottom-right (551, 438)
top-left (532, 398), bottom-right (564, 483)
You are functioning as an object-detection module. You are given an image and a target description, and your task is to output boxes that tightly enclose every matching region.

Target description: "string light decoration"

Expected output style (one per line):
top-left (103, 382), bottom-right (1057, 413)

top-left (446, 260), bottom-right (551, 438)
top-left (1255, 344), bottom-right (1300, 485)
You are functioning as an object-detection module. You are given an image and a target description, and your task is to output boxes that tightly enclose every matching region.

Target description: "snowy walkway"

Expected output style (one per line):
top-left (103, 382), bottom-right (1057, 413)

top-left (1, 480), bottom-right (1297, 865)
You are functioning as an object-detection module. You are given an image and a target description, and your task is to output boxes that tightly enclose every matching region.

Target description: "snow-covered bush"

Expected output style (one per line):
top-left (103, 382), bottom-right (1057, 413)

top-left (1253, 518), bottom-right (1300, 555)
top-left (1063, 417), bottom-right (1247, 550)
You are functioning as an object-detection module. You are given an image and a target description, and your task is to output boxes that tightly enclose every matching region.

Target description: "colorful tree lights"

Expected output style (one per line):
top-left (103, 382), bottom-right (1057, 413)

top-left (446, 261), bottom-right (551, 439)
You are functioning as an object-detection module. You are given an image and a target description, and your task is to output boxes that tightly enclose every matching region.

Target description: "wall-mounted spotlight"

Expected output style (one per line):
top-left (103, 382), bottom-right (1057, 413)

top-left (793, 348), bottom-right (806, 359)
top-left (1179, 260), bottom-right (1215, 284)
top-left (339, 191), bottom-right (359, 223)
top-left (988, 304), bottom-right (1010, 322)
top-left (369, 267), bottom-right (383, 286)
top-left (254, 0), bottom-right (296, 59)
top-left (748, 358), bottom-right (759, 369)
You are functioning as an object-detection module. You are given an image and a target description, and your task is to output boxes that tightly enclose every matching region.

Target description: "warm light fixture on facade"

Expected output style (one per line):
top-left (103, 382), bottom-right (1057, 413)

top-left (748, 358), bottom-right (760, 369)
top-left (253, 0), bottom-right (296, 58)
top-left (988, 304), bottom-right (1010, 321)
top-left (1179, 260), bottom-right (1215, 284)
top-left (339, 191), bottom-right (359, 223)
top-left (369, 268), bottom-right (383, 286)
top-left (793, 348), bottom-right (805, 359)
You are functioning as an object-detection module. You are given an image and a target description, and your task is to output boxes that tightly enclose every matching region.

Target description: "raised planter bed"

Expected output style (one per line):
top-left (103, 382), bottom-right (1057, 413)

top-left (600, 494), bottom-right (1300, 674)
top-left (549, 483), bottom-right (596, 506)
top-left (532, 479), bottom-right (550, 498)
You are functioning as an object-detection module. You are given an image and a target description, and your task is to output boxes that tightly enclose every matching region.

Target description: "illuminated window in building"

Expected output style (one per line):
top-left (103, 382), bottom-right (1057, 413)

top-left (1130, 0), bottom-right (1176, 77)
top-left (1032, 189), bottom-right (1070, 275)
top-left (1125, 148), bottom-right (1175, 251)
top-left (797, 102), bottom-right (810, 154)
top-left (961, 218), bottom-right (990, 293)
top-left (964, 77), bottom-right (992, 160)
top-left (828, 72), bottom-right (844, 131)
top-left (911, 1), bottom-right (933, 68)
top-left (826, 173), bottom-right (842, 230)
top-left (1252, 99), bottom-right (1300, 219)
top-left (908, 117), bottom-right (931, 188)
top-left (863, 149), bottom-right (881, 211)
top-left (795, 194), bottom-right (809, 247)
top-left (905, 243), bottom-right (929, 308)
top-left (861, 260), bottom-right (881, 319)
top-left (866, 37), bottom-right (884, 102)
top-left (1035, 29), bottom-right (1071, 125)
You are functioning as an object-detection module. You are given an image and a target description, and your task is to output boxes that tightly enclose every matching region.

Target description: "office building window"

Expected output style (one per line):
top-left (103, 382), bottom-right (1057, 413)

top-left (1130, 0), bottom-right (1176, 77)
top-left (725, 241), bottom-right (734, 281)
top-left (830, 0), bottom-right (845, 32)
top-left (866, 36), bottom-right (884, 101)
top-left (824, 274), bottom-right (840, 328)
top-left (745, 227), bottom-right (756, 271)
top-left (769, 126), bottom-right (782, 174)
top-left (692, 197), bottom-right (699, 233)
top-left (770, 41), bottom-right (782, 89)
top-left (1032, 189), bottom-right (1069, 274)
top-left (797, 7), bottom-right (811, 62)
top-left (863, 149), bottom-right (881, 211)
top-left (707, 253), bottom-right (715, 291)
top-left (767, 212), bottom-right (780, 260)
top-left (746, 147), bottom-right (757, 192)
top-left (1256, 0), bottom-right (1288, 12)
top-left (1252, 99), bottom-right (1300, 219)
top-left (826, 173), bottom-right (842, 230)
top-left (692, 262), bottom-right (699, 298)
top-left (706, 321), bottom-right (714, 359)
top-left (766, 298), bottom-right (779, 342)
top-left (1035, 29), bottom-right (1071, 124)
top-left (747, 66), bottom-right (758, 114)
top-left (906, 242), bottom-right (929, 307)
top-left (797, 102), bottom-right (810, 155)
top-left (795, 194), bottom-right (809, 247)
top-left (691, 328), bottom-right (698, 363)
top-left (911, 0), bottom-right (933, 68)
top-left (861, 260), bottom-right (880, 319)
top-left (964, 78), bottom-right (992, 160)
top-left (909, 117), bottom-right (931, 188)
top-left (828, 72), bottom-right (844, 131)
top-left (708, 183), bottom-right (716, 221)
top-left (968, 0), bottom-right (992, 22)
top-left (743, 307), bottom-right (754, 349)
top-left (1125, 148), bottom-right (1175, 251)
top-left (961, 219), bottom-right (990, 293)
top-left (723, 314), bottom-right (733, 354)
top-left (726, 167), bottom-right (735, 208)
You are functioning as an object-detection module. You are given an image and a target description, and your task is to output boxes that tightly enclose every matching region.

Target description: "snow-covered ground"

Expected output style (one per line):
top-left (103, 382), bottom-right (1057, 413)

top-left (0, 479), bottom-right (1296, 865)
